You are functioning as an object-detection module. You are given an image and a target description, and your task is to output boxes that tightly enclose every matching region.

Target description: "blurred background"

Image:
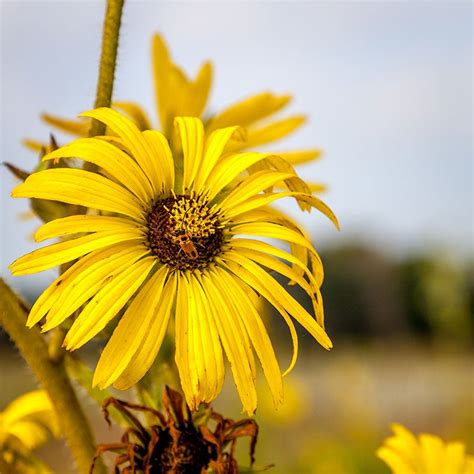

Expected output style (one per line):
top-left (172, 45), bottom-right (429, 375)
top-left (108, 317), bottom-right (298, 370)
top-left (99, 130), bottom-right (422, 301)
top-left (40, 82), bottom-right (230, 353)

top-left (1, 1), bottom-right (472, 473)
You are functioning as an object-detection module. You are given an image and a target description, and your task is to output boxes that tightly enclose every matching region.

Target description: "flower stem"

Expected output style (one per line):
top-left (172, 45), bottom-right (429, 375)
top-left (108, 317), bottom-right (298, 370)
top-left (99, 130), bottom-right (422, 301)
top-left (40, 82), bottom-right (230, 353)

top-left (0, 279), bottom-right (106, 474)
top-left (88, 0), bottom-right (125, 138)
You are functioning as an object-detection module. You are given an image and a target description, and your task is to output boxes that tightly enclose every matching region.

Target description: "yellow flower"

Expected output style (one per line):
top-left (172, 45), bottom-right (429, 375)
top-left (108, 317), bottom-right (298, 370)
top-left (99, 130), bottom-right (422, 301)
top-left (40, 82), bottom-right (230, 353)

top-left (11, 108), bottom-right (338, 415)
top-left (257, 375), bottom-right (306, 426)
top-left (0, 391), bottom-right (59, 473)
top-left (26, 34), bottom-right (324, 191)
top-left (377, 423), bottom-right (474, 474)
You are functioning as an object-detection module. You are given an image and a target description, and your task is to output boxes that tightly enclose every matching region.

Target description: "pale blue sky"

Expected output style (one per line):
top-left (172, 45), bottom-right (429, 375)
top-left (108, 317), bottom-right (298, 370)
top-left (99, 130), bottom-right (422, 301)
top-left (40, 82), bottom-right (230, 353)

top-left (1, 1), bottom-right (472, 293)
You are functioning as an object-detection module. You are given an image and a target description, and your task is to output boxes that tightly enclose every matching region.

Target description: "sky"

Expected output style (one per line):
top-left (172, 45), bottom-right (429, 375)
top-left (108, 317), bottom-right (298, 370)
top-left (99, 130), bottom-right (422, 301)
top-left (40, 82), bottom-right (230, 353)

top-left (1, 1), bottom-right (472, 294)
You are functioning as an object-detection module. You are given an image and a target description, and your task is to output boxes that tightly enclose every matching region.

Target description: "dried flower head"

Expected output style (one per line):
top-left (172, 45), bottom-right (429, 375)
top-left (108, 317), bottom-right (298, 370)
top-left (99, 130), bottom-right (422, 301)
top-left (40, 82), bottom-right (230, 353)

top-left (91, 386), bottom-right (259, 474)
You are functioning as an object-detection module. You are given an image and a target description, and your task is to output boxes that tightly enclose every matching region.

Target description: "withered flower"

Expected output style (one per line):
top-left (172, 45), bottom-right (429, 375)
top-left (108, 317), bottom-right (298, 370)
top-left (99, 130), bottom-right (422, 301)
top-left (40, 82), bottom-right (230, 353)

top-left (91, 386), bottom-right (259, 474)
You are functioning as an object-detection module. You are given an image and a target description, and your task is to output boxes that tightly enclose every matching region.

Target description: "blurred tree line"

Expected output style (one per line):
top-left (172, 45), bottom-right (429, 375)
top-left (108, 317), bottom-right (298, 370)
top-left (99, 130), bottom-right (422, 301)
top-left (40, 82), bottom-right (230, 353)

top-left (271, 243), bottom-right (473, 347)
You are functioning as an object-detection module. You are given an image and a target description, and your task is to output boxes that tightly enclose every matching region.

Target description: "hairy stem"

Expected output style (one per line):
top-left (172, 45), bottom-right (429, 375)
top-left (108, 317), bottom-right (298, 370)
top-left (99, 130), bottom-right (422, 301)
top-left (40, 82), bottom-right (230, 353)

top-left (0, 279), bottom-right (106, 474)
top-left (88, 0), bottom-right (125, 139)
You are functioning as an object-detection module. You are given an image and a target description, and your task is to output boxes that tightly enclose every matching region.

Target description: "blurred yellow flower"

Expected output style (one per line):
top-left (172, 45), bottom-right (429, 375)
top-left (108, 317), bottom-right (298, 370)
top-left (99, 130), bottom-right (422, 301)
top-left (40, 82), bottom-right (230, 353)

top-left (11, 109), bottom-right (338, 415)
top-left (0, 391), bottom-right (59, 473)
top-left (257, 375), bottom-right (306, 426)
top-left (377, 423), bottom-right (474, 474)
top-left (26, 34), bottom-right (325, 192)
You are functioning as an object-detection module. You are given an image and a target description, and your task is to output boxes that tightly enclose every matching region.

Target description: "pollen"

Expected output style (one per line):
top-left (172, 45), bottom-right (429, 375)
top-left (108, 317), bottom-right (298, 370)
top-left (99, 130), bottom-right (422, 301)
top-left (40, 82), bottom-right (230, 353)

top-left (146, 193), bottom-right (224, 271)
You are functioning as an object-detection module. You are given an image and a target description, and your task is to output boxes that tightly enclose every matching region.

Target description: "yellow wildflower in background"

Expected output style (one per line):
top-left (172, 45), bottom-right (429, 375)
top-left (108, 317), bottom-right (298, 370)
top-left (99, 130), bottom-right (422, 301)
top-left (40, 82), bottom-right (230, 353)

top-left (25, 34), bottom-right (324, 191)
top-left (0, 391), bottom-right (59, 473)
top-left (10, 108), bottom-right (338, 415)
top-left (377, 423), bottom-right (474, 474)
top-left (257, 375), bottom-right (306, 426)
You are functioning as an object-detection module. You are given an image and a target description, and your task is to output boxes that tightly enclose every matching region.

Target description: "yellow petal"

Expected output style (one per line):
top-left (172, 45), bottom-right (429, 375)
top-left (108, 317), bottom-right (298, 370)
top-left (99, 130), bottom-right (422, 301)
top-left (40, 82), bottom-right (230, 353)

top-left (463, 456), bottom-right (474, 474)
top-left (220, 255), bottom-right (332, 350)
top-left (168, 62), bottom-right (213, 120)
top-left (152, 34), bottom-right (173, 134)
top-left (174, 117), bottom-right (205, 192)
top-left (230, 238), bottom-right (317, 286)
top-left (259, 155), bottom-right (312, 211)
top-left (292, 193), bottom-right (340, 230)
top-left (193, 126), bottom-right (245, 192)
top-left (308, 182), bottom-right (327, 193)
top-left (221, 192), bottom-right (296, 220)
top-left (64, 257), bottom-right (156, 350)
top-left (80, 108), bottom-right (164, 193)
top-left (220, 171), bottom-right (295, 212)
top-left (41, 244), bottom-right (148, 331)
top-left (41, 113), bottom-right (89, 136)
top-left (27, 242), bottom-right (143, 327)
top-left (226, 190), bottom-right (339, 230)
top-left (187, 273), bottom-right (225, 405)
top-left (112, 273), bottom-right (177, 390)
top-left (141, 130), bottom-right (175, 191)
top-left (2, 390), bottom-right (59, 449)
top-left (226, 227), bottom-right (306, 374)
top-left (6, 421), bottom-right (51, 451)
top-left (113, 101), bottom-right (153, 131)
top-left (212, 267), bottom-right (283, 407)
top-left (174, 273), bottom-right (194, 408)
top-left (22, 139), bottom-right (46, 152)
top-left (188, 61), bottom-right (213, 117)
top-left (444, 442), bottom-right (466, 474)
top-left (93, 266), bottom-right (170, 388)
top-left (12, 168), bottom-right (145, 220)
top-left (183, 274), bottom-right (201, 407)
top-left (232, 207), bottom-right (322, 287)
top-left (376, 446), bottom-right (415, 474)
top-left (242, 116), bottom-right (306, 149)
top-left (420, 434), bottom-right (445, 473)
top-left (3, 391), bottom-right (54, 427)
top-left (201, 271), bottom-right (257, 415)
top-left (229, 221), bottom-right (319, 259)
top-left (276, 149), bottom-right (323, 165)
top-left (207, 92), bottom-right (291, 132)
top-left (10, 230), bottom-right (143, 276)
top-left (42, 138), bottom-right (154, 202)
top-left (389, 423), bottom-right (420, 458)
top-left (230, 244), bottom-right (323, 325)
top-left (34, 215), bottom-right (143, 242)
top-left (206, 152), bottom-right (275, 200)
top-left (168, 65), bottom-right (192, 118)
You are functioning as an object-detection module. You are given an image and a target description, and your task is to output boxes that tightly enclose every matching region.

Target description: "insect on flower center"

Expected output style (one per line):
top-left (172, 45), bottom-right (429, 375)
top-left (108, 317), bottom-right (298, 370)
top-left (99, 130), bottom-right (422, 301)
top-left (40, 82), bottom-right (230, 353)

top-left (146, 194), bottom-right (224, 271)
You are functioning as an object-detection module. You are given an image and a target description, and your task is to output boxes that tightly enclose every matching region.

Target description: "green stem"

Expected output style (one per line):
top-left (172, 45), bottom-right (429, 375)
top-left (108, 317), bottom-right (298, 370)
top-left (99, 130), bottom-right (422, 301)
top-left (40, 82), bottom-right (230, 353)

top-left (88, 0), bottom-right (125, 139)
top-left (0, 279), bottom-right (106, 474)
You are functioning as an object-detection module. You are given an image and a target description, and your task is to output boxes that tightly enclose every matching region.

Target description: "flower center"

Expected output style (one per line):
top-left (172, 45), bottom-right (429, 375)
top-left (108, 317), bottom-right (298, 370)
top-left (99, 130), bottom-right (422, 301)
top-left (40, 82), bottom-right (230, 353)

top-left (146, 194), bottom-right (224, 271)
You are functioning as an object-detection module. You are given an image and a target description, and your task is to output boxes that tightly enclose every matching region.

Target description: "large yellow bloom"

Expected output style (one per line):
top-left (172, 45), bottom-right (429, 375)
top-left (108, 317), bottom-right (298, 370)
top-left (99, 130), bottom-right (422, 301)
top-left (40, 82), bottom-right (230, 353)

top-left (377, 424), bottom-right (474, 474)
top-left (0, 391), bottom-right (59, 473)
top-left (11, 108), bottom-right (338, 415)
top-left (26, 34), bottom-right (323, 190)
